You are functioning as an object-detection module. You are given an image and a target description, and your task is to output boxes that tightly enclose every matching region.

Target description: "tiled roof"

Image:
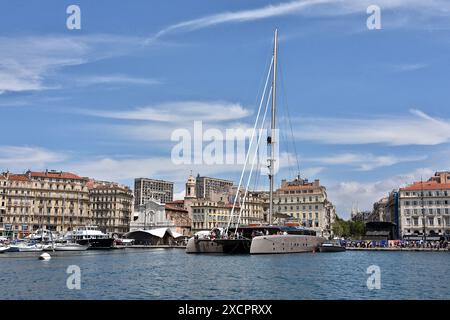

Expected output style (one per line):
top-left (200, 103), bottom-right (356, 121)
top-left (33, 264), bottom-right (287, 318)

top-left (400, 181), bottom-right (450, 191)
top-left (7, 174), bottom-right (29, 181)
top-left (165, 204), bottom-right (188, 212)
top-left (29, 171), bottom-right (85, 180)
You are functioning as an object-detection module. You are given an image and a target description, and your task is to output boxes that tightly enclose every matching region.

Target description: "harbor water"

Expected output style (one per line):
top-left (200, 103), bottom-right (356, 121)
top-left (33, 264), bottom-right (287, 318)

top-left (1, 249), bottom-right (450, 300)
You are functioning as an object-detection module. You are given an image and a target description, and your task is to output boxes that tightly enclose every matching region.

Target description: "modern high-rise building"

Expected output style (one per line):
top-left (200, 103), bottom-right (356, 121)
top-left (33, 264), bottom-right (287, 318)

top-left (134, 178), bottom-right (174, 206)
top-left (195, 175), bottom-right (233, 200)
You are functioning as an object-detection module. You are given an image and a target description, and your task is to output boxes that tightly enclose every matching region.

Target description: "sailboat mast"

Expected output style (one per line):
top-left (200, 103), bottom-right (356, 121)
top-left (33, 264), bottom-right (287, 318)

top-left (269, 28), bottom-right (278, 225)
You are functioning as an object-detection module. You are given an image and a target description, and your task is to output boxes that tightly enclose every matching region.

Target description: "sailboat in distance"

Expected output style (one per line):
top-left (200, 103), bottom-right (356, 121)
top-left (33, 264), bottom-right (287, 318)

top-left (186, 29), bottom-right (326, 254)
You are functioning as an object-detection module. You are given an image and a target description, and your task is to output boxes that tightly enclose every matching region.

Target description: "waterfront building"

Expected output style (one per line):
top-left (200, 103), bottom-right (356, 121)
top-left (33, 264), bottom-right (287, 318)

top-left (182, 174), bottom-right (266, 232)
top-left (134, 177), bottom-right (173, 206)
top-left (0, 170), bottom-right (134, 238)
top-left (372, 197), bottom-right (389, 222)
top-left (238, 190), bottom-right (268, 225)
top-left (191, 200), bottom-right (237, 232)
top-left (165, 200), bottom-right (191, 236)
top-left (0, 170), bottom-right (91, 237)
top-left (88, 180), bottom-right (134, 235)
top-left (274, 177), bottom-right (336, 237)
top-left (195, 175), bottom-right (233, 200)
top-left (399, 176), bottom-right (450, 241)
top-left (350, 210), bottom-right (373, 222)
top-left (130, 199), bottom-right (172, 231)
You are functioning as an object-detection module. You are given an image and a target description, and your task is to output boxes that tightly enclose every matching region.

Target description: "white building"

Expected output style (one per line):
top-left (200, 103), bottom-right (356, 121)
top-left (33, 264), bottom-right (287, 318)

top-left (130, 199), bottom-right (175, 231)
top-left (399, 177), bottom-right (450, 241)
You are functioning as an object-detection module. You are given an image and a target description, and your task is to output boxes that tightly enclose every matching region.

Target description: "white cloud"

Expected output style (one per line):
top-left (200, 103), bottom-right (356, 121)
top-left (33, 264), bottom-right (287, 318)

top-left (153, 0), bottom-right (450, 38)
top-left (81, 101), bottom-right (251, 123)
top-left (0, 35), bottom-right (142, 93)
top-left (294, 109), bottom-right (450, 146)
top-left (0, 146), bottom-right (66, 170)
top-left (75, 74), bottom-right (161, 87)
top-left (310, 153), bottom-right (427, 171)
top-left (328, 167), bottom-right (436, 218)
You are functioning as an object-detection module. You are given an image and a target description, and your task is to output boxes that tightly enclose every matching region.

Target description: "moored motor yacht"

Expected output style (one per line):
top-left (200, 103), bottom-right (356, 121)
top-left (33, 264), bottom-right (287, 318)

top-left (54, 241), bottom-right (89, 251)
top-left (7, 241), bottom-right (43, 252)
top-left (65, 226), bottom-right (115, 249)
top-left (318, 239), bottom-right (346, 252)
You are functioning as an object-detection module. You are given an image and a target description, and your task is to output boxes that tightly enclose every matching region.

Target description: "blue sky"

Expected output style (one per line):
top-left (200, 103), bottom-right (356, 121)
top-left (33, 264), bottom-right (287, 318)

top-left (1, 0), bottom-right (450, 218)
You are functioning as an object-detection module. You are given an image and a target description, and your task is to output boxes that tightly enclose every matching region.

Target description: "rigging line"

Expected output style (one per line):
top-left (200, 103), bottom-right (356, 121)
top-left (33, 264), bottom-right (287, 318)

top-left (279, 56), bottom-right (301, 177)
top-left (235, 87), bottom-right (272, 233)
top-left (226, 57), bottom-right (274, 232)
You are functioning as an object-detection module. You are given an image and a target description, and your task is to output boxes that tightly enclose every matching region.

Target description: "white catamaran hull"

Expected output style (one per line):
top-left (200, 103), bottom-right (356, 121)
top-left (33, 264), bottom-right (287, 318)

top-left (250, 234), bottom-right (326, 254)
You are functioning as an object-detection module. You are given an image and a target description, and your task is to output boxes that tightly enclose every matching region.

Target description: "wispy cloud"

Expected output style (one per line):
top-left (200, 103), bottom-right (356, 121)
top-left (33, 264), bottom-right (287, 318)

top-left (0, 35), bottom-right (143, 94)
top-left (0, 146), bottom-right (66, 170)
top-left (75, 74), bottom-right (161, 87)
top-left (393, 63), bottom-right (428, 72)
top-left (79, 101), bottom-right (251, 123)
top-left (294, 109), bottom-right (450, 146)
top-left (152, 0), bottom-right (450, 39)
top-left (328, 167), bottom-right (435, 217)
top-left (310, 153), bottom-right (427, 171)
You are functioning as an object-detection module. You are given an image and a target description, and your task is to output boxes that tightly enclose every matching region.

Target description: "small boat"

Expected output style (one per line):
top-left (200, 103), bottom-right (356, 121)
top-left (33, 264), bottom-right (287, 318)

top-left (319, 240), bottom-right (346, 252)
top-left (0, 245), bottom-right (10, 253)
top-left (8, 242), bottom-right (43, 252)
top-left (53, 242), bottom-right (89, 251)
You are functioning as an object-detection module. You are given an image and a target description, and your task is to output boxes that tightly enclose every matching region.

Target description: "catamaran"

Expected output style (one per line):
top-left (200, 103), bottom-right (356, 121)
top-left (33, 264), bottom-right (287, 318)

top-left (186, 29), bottom-right (325, 254)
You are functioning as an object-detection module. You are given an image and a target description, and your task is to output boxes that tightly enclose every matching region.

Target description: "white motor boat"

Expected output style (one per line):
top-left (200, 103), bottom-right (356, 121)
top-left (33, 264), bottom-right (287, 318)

top-left (8, 242), bottom-right (43, 252)
top-left (0, 245), bottom-right (10, 253)
top-left (53, 242), bottom-right (89, 251)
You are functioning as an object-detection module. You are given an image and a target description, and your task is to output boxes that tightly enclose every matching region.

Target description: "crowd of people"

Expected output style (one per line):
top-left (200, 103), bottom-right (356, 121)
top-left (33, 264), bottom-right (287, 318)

top-left (344, 239), bottom-right (449, 249)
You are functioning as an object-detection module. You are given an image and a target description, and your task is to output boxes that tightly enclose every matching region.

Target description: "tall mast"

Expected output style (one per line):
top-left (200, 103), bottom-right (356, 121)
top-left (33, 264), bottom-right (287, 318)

top-left (268, 29), bottom-right (278, 225)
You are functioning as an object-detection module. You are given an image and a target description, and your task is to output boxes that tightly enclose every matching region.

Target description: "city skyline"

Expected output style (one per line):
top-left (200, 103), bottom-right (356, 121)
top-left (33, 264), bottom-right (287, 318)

top-left (1, 0), bottom-right (450, 218)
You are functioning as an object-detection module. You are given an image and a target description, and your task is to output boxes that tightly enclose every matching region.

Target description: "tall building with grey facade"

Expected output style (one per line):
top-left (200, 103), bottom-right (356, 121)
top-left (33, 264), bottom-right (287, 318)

top-left (134, 178), bottom-right (174, 206)
top-left (195, 175), bottom-right (233, 200)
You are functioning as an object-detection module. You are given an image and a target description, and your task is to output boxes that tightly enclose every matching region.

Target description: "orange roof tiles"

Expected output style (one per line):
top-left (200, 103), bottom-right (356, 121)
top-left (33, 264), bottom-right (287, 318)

top-left (400, 181), bottom-right (450, 191)
top-left (29, 171), bottom-right (84, 180)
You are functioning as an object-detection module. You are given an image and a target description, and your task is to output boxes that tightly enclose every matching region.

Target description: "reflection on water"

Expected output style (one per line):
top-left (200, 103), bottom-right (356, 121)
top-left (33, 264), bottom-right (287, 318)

top-left (1, 249), bottom-right (449, 299)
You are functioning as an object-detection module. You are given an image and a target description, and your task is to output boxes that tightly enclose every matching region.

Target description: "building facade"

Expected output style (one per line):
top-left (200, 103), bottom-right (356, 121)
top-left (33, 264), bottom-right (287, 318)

top-left (165, 201), bottom-right (191, 236)
top-left (399, 178), bottom-right (450, 241)
top-left (0, 170), bottom-right (91, 237)
top-left (195, 175), bottom-right (233, 200)
top-left (130, 199), bottom-right (173, 231)
top-left (88, 180), bottom-right (134, 235)
top-left (274, 177), bottom-right (336, 237)
top-left (0, 170), bottom-right (134, 238)
top-left (191, 200), bottom-right (236, 232)
top-left (134, 178), bottom-right (174, 206)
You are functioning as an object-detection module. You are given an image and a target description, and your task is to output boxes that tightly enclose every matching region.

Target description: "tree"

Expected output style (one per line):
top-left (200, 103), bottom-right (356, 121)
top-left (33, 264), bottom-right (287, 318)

top-left (332, 215), bottom-right (365, 239)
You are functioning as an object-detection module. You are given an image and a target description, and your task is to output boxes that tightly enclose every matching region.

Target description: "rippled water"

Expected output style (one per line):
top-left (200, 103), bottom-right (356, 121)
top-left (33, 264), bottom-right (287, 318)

top-left (1, 249), bottom-right (449, 299)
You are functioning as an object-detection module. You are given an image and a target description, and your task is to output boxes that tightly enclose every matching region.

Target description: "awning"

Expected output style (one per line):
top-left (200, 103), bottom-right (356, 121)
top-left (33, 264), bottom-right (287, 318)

top-left (124, 227), bottom-right (184, 239)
